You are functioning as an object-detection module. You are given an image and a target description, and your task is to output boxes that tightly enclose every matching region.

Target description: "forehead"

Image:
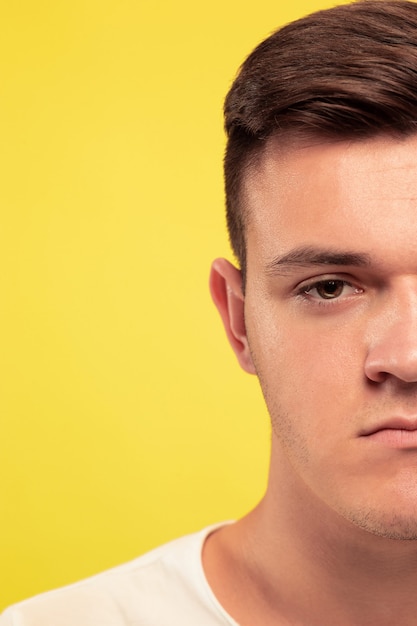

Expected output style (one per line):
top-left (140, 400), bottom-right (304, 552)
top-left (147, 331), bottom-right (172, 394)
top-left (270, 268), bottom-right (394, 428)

top-left (242, 134), bottom-right (417, 268)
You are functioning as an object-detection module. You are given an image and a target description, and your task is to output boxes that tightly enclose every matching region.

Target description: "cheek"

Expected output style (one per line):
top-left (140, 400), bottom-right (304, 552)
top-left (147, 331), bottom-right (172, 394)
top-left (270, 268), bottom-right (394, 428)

top-left (247, 307), bottom-right (366, 441)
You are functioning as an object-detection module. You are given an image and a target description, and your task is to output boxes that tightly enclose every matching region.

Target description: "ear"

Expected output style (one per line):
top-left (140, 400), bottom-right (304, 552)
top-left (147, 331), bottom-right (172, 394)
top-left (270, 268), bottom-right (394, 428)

top-left (209, 258), bottom-right (256, 375)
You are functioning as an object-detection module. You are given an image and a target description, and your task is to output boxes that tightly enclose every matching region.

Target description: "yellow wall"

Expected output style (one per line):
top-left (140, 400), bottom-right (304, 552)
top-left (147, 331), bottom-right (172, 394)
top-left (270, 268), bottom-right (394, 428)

top-left (0, 0), bottom-right (348, 610)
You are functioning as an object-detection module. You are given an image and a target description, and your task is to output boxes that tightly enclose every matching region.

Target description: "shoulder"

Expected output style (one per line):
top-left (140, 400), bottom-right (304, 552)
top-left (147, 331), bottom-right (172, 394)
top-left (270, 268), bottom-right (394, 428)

top-left (0, 523), bottom-right (236, 626)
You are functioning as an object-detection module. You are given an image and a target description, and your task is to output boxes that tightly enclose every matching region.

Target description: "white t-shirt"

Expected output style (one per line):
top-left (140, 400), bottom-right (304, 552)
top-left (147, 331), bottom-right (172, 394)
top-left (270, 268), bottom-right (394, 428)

top-left (0, 524), bottom-right (238, 626)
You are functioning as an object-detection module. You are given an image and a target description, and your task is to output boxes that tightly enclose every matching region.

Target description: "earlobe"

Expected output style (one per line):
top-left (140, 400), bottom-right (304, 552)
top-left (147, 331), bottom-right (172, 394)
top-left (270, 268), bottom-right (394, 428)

top-left (209, 258), bottom-right (256, 375)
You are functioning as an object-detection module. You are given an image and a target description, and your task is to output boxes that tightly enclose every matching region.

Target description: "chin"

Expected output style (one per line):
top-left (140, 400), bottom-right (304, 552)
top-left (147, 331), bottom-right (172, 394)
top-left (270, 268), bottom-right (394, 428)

top-left (344, 508), bottom-right (417, 541)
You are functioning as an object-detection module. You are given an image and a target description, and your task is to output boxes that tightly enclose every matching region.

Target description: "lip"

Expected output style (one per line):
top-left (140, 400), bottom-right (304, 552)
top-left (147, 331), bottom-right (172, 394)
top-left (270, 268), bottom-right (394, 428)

top-left (361, 418), bottom-right (417, 448)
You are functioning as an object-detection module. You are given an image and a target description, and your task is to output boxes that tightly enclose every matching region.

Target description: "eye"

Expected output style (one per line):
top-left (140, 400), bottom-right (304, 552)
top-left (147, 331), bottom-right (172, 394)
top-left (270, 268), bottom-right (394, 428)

top-left (303, 279), bottom-right (359, 300)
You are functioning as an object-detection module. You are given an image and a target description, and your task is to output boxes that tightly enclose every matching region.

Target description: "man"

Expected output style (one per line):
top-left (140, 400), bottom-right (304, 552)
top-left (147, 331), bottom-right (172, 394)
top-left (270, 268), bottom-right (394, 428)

top-left (4, 1), bottom-right (417, 624)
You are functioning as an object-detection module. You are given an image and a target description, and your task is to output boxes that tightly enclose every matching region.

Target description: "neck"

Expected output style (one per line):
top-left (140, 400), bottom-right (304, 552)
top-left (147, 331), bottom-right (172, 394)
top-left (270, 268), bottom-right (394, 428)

top-left (204, 445), bottom-right (417, 626)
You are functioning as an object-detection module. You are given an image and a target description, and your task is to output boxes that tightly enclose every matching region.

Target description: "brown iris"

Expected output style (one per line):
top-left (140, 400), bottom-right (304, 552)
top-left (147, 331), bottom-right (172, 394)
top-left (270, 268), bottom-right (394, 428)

top-left (315, 280), bottom-right (345, 299)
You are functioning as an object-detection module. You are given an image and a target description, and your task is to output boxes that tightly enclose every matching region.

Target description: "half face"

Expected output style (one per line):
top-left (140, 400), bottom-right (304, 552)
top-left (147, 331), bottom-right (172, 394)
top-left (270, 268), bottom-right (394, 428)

top-left (212, 134), bottom-right (417, 539)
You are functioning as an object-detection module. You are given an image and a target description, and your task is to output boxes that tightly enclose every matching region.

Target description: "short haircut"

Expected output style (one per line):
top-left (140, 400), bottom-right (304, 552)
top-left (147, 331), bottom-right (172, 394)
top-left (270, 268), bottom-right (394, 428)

top-left (224, 0), bottom-right (417, 282)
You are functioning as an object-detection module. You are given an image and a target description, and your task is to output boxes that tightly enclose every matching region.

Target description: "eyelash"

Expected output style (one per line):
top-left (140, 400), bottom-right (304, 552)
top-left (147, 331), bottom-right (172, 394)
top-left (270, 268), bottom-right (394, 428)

top-left (295, 278), bottom-right (363, 306)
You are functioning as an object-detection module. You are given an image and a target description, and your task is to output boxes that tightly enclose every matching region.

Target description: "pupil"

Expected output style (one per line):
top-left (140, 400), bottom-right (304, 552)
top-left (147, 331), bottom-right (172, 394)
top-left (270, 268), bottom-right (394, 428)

top-left (319, 280), bottom-right (343, 299)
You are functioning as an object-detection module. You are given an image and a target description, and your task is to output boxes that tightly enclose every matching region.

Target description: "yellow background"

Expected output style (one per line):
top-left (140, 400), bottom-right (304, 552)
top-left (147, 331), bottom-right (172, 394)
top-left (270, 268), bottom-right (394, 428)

top-left (0, 0), bottom-right (348, 610)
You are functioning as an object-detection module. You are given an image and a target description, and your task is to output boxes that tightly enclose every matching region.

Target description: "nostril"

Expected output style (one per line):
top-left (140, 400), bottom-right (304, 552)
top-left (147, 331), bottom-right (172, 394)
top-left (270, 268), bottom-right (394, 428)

top-left (364, 353), bottom-right (390, 383)
top-left (365, 369), bottom-right (387, 384)
top-left (364, 339), bottom-right (417, 385)
top-left (365, 371), bottom-right (387, 385)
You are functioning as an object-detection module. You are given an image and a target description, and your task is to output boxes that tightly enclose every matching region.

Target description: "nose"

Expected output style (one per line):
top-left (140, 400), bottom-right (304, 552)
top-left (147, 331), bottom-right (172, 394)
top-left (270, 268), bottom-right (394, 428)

top-left (364, 289), bottom-right (417, 384)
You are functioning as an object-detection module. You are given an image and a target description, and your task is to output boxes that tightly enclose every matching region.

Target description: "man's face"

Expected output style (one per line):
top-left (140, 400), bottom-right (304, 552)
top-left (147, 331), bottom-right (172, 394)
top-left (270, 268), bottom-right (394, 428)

top-left (241, 135), bottom-right (417, 539)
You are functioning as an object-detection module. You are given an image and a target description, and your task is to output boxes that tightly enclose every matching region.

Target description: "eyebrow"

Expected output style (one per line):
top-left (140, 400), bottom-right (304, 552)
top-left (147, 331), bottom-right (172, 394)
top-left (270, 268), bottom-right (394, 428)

top-left (265, 246), bottom-right (372, 276)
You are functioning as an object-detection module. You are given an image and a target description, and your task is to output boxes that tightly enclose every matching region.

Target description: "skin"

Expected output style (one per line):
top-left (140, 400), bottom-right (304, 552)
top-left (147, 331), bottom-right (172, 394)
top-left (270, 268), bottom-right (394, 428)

top-left (206, 135), bottom-right (417, 626)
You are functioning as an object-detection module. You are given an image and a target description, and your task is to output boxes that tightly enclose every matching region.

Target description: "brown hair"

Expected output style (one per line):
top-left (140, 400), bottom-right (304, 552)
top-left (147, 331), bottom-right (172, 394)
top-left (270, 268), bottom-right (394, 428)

top-left (224, 0), bottom-right (417, 282)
